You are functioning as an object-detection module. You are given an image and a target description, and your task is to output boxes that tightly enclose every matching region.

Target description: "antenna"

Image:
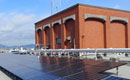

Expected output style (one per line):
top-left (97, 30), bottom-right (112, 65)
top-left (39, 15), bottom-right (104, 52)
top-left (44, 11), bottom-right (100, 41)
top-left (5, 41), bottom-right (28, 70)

top-left (56, 0), bottom-right (61, 12)
top-left (51, 0), bottom-right (62, 14)
top-left (51, 0), bottom-right (53, 15)
top-left (59, 0), bottom-right (61, 9)
top-left (56, 6), bottom-right (58, 12)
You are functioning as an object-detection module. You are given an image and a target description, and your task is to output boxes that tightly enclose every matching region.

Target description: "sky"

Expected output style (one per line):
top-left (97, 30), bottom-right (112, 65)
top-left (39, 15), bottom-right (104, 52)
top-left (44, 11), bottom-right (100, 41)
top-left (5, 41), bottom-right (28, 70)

top-left (0, 0), bottom-right (130, 46)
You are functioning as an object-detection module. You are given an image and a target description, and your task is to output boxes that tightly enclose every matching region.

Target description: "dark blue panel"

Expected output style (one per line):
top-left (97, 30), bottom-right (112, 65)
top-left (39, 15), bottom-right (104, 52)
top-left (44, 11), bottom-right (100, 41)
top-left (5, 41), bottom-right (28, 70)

top-left (0, 53), bottom-right (64, 80)
top-left (105, 76), bottom-right (130, 80)
top-left (0, 53), bottom-right (127, 80)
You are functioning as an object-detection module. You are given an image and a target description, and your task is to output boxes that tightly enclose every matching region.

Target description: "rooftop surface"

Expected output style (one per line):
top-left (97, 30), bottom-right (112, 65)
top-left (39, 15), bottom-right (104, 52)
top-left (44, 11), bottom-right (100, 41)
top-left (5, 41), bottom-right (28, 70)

top-left (0, 53), bottom-right (128, 80)
top-left (0, 71), bottom-right (11, 80)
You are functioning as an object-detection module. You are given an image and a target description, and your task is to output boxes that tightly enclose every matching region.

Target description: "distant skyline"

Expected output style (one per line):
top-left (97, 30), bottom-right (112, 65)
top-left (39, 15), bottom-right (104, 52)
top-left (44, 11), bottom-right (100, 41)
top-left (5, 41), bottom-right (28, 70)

top-left (0, 0), bottom-right (130, 46)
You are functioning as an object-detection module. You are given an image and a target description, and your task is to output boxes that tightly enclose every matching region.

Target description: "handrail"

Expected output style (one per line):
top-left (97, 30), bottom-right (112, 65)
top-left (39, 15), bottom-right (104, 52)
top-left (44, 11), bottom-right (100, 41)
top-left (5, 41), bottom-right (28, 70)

top-left (29, 48), bottom-right (130, 53)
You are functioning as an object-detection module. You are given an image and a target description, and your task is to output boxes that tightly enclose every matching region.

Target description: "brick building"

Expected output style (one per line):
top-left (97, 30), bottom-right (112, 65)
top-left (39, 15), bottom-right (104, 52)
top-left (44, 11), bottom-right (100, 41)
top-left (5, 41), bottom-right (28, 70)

top-left (35, 3), bottom-right (130, 49)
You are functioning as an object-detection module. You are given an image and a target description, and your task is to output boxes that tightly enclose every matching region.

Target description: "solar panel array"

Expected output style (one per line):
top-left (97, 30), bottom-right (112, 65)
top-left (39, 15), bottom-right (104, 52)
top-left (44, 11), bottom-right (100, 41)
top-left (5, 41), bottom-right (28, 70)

top-left (105, 76), bottom-right (130, 80)
top-left (0, 53), bottom-right (127, 80)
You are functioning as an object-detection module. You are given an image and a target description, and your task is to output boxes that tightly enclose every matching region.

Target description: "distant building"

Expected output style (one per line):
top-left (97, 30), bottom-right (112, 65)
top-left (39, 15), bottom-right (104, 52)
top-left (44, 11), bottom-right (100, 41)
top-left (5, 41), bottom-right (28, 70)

top-left (35, 4), bottom-right (130, 49)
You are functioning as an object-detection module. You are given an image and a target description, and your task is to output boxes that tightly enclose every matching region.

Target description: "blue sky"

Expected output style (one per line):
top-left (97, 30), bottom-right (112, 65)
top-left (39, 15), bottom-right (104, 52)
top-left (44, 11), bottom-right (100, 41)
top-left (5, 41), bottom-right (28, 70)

top-left (0, 0), bottom-right (130, 46)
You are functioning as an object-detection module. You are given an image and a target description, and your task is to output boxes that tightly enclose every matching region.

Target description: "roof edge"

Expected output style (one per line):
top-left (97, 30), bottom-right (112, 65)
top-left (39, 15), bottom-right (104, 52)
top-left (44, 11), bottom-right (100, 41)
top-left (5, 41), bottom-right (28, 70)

top-left (35, 3), bottom-right (130, 25)
top-left (35, 4), bottom-right (79, 24)
top-left (79, 3), bottom-right (130, 13)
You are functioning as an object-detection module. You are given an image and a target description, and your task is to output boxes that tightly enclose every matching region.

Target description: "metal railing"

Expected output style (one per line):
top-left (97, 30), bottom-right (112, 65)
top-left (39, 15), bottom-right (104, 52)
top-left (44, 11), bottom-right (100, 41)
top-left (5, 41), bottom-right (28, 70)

top-left (31, 48), bottom-right (130, 53)
top-left (13, 48), bottom-right (130, 62)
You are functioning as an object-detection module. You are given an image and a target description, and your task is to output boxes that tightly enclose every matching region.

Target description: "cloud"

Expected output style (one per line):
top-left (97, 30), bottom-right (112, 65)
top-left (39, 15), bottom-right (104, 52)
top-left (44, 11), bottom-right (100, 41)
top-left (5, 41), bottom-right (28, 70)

top-left (0, 12), bottom-right (36, 46)
top-left (0, 12), bottom-right (35, 32)
top-left (0, 11), bottom-right (50, 46)
top-left (114, 4), bottom-right (120, 9)
top-left (12, 13), bottom-right (35, 27)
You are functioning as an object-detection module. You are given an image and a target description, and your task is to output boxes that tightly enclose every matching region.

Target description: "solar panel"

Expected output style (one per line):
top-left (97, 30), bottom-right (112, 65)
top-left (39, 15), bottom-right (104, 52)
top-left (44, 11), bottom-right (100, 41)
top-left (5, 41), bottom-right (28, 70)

top-left (104, 76), bottom-right (130, 80)
top-left (0, 53), bottom-right (127, 80)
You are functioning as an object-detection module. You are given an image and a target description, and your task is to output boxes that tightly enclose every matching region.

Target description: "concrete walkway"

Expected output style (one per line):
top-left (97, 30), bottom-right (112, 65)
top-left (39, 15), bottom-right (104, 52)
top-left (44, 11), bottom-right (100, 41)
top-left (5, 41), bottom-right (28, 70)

top-left (0, 71), bottom-right (12, 80)
top-left (106, 63), bottom-right (130, 79)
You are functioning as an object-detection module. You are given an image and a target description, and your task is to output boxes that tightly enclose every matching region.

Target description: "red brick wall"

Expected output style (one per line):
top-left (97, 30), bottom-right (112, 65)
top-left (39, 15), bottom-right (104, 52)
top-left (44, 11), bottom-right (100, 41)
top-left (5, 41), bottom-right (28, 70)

top-left (45, 27), bottom-right (51, 48)
top-left (37, 30), bottom-right (43, 44)
top-left (64, 19), bottom-right (75, 49)
top-left (35, 6), bottom-right (79, 49)
top-left (78, 5), bottom-right (130, 48)
top-left (35, 4), bottom-right (130, 49)
top-left (108, 22), bottom-right (126, 48)
top-left (83, 19), bottom-right (105, 48)
top-left (54, 24), bottom-right (61, 49)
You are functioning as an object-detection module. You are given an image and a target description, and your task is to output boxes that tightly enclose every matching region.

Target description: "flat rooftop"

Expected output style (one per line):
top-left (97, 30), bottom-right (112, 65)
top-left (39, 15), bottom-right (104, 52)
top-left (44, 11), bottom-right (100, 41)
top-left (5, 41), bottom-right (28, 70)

top-left (0, 71), bottom-right (11, 80)
top-left (0, 53), bottom-right (128, 80)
